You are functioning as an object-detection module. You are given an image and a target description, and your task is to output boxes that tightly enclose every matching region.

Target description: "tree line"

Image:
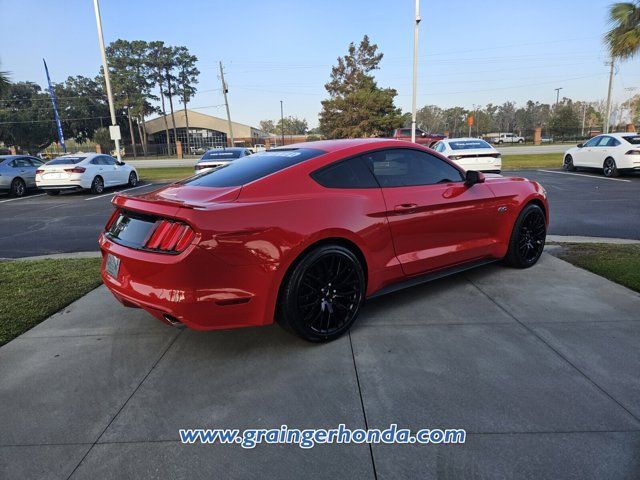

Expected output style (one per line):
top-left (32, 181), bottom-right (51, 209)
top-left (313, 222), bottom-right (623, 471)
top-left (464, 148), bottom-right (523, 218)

top-left (0, 40), bottom-right (199, 154)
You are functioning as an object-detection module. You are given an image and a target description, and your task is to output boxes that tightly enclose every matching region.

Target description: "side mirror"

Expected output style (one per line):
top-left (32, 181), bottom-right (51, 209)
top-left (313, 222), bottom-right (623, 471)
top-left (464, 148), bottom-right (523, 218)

top-left (577, 143), bottom-right (583, 148)
top-left (465, 170), bottom-right (486, 186)
top-left (117, 160), bottom-right (125, 166)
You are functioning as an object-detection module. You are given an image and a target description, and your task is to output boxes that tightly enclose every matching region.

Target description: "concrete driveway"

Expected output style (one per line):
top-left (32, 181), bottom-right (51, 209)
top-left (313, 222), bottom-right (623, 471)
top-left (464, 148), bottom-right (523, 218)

top-left (1, 254), bottom-right (639, 479)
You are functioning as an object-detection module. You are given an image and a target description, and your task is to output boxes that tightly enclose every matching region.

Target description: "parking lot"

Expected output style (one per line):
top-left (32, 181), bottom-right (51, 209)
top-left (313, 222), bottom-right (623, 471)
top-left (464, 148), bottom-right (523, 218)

top-left (1, 252), bottom-right (639, 479)
top-left (1, 169), bottom-right (638, 259)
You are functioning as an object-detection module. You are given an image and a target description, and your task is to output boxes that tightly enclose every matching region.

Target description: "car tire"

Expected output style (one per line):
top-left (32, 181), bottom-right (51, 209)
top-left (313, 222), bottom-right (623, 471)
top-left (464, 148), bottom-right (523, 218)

top-left (277, 244), bottom-right (366, 342)
top-left (518, 139), bottom-right (524, 144)
top-left (90, 176), bottom-right (104, 194)
top-left (128, 171), bottom-right (138, 187)
top-left (504, 203), bottom-right (546, 269)
top-left (603, 157), bottom-right (619, 177)
top-left (46, 190), bottom-right (60, 196)
top-left (563, 155), bottom-right (577, 172)
top-left (10, 178), bottom-right (26, 197)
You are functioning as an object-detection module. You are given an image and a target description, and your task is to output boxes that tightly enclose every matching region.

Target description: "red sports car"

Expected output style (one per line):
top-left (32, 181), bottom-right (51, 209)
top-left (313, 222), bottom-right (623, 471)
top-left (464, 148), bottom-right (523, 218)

top-left (99, 139), bottom-right (548, 342)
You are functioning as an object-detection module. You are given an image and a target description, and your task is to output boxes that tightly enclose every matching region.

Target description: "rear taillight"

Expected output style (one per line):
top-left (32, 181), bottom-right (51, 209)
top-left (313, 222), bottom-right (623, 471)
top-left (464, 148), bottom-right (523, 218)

top-left (36, 169), bottom-right (44, 174)
top-left (64, 167), bottom-right (86, 173)
top-left (104, 208), bottom-right (120, 230)
top-left (144, 220), bottom-right (195, 253)
top-left (625, 150), bottom-right (640, 155)
top-left (195, 164), bottom-right (206, 170)
top-left (449, 155), bottom-right (462, 160)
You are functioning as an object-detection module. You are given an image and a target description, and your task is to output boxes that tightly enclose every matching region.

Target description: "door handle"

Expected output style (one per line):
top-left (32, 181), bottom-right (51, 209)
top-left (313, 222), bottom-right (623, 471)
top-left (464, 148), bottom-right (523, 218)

top-left (394, 203), bottom-right (418, 213)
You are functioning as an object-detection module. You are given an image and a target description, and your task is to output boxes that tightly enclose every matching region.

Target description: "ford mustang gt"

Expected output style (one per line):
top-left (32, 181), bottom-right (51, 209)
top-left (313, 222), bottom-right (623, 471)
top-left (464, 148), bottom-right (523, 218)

top-left (99, 139), bottom-right (548, 342)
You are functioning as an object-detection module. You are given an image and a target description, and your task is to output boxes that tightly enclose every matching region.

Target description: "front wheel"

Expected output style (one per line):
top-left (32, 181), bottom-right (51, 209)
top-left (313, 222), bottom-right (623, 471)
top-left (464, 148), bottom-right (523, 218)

top-left (128, 171), bottom-right (138, 187)
top-left (504, 204), bottom-right (547, 268)
top-left (518, 139), bottom-right (524, 144)
top-left (563, 155), bottom-right (576, 172)
top-left (277, 245), bottom-right (365, 342)
top-left (90, 176), bottom-right (104, 194)
top-left (603, 157), bottom-right (619, 177)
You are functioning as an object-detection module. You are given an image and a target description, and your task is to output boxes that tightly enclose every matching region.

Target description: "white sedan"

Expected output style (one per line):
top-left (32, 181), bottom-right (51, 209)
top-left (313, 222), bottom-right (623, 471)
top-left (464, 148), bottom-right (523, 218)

top-left (563, 133), bottom-right (640, 177)
top-left (432, 138), bottom-right (502, 173)
top-left (36, 153), bottom-right (138, 195)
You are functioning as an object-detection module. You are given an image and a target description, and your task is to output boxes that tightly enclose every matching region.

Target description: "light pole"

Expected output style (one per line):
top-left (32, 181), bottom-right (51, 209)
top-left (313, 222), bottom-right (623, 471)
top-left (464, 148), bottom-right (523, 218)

top-left (280, 100), bottom-right (285, 146)
top-left (554, 87), bottom-right (563, 108)
top-left (604, 58), bottom-right (615, 134)
top-left (411, 0), bottom-right (421, 143)
top-left (92, 0), bottom-right (121, 162)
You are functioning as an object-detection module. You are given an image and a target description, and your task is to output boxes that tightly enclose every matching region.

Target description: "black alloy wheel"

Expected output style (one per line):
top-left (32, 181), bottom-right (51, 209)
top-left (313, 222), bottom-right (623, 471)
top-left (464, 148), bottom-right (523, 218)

top-left (128, 171), bottom-right (138, 187)
top-left (603, 157), bottom-right (619, 177)
top-left (504, 204), bottom-right (546, 268)
top-left (563, 155), bottom-right (576, 172)
top-left (11, 178), bottom-right (26, 197)
top-left (278, 245), bottom-right (365, 342)
top-left (91, 176), bottom-right (104, 194)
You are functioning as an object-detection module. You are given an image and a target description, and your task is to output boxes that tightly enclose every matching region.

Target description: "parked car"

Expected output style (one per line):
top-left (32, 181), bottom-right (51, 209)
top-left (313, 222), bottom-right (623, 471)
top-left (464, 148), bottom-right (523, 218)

top-left (194, 147), bottom-right (253, 173)
top-left (36, 153), bottom-right (138, 195)
top-left (431, 138), bottom-right (501, 173)
top-left (0, 155), bottom-right (45, 197)
top-left (489, 133), bottom-right (525, 144)
top-left (563, 132), bottom-right (640, 177)
top-left (391, 128), bottom-right (446, 147)
top-left (254, 144), bottom-right (267, 153)
top-left (100, 138), bottom-right (548, 342)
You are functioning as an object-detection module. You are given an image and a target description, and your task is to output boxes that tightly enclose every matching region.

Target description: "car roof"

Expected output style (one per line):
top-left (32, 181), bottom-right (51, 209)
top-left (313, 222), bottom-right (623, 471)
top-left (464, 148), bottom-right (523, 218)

top-left (278, 138), bottom-right (399, 153)
top-left (51, 153), bottom-right (100, 160)
top-left (607, 132), bottom-right (639, 138)
top-left (0, 155), bottom-right (22, 162)
top-left (445, 137), bottom-right (491, 142)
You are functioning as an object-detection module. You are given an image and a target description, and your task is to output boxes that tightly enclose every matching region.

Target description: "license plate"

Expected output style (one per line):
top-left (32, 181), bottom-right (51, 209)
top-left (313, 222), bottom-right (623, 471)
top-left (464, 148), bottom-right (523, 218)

top-left (105, 254), bottom-right (121, 279)
top-left (44, 172), bottom-right (63, 179)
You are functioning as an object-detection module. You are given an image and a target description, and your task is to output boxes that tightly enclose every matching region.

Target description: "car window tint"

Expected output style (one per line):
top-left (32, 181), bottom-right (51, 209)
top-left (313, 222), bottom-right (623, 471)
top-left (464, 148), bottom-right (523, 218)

top-left (201, 150), bottom-right (242, 160)
top-left (311, 157), bottom-right (379, 189)
top-left (584, 137), bottom-right (600, 147)
top-left (184, 148), bottom-right (325, 187)
top-left (622, 135), bottom-right (640, 144)
top-left (11, 158), bottom-right (32, 168)
top-left (102, 156), bottom-right (116, 165)
top-left (361, 149), bottom-right (464, 187)
top-left (48, 156), bottom-right (86, 165)
top-left (449, 140), bottom-right (492, 150)
top-left (28, 158), bottom-right (44, 167)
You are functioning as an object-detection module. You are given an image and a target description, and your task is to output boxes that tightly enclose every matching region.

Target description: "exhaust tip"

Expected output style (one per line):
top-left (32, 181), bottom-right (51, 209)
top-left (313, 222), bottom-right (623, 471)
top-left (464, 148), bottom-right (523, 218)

top-left (163, 314), bottom-right (184, 328)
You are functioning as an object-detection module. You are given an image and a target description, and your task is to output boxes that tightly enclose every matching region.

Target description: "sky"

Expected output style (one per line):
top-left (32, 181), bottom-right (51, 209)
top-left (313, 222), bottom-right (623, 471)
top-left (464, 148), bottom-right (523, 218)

top-left (1, 0), bottom-right (638, 129)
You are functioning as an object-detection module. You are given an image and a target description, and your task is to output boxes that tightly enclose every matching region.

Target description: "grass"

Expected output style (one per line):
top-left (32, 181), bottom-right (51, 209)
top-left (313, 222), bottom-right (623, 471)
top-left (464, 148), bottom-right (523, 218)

top-left (550, 243), bottom-right (640, 293)
top-left (501, 153), bottom-right (562, 170)
top-left (138, 167), bottom-right (194, 183)
top-left (0, 258), bottom-right (103, 346)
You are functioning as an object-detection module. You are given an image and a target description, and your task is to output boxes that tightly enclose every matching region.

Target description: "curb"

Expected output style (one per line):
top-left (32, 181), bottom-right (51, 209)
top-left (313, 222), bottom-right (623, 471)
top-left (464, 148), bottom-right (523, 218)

top-left (0, 251), bottom-right (102, 262)
top-left (546, 235), bottom-right (640, 245)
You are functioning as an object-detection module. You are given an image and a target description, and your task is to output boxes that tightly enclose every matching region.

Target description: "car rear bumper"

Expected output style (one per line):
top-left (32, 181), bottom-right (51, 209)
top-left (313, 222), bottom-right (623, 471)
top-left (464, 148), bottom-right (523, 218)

top-left (36, 177), bottom-right (92, 190)
top-left (99, 233), bottom-right (277, 331)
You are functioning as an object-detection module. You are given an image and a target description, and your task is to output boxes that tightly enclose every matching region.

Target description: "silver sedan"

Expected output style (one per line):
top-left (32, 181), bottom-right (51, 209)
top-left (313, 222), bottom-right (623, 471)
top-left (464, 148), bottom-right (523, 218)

top-left (0, 155), bottom-right (45, 197)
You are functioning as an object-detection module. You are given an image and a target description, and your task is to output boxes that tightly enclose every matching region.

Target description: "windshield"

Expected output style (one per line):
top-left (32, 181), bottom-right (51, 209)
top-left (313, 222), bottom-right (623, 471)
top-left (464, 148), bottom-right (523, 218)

top-left (184, 148), bottom-right (325, 187)
top-left (449, 140), bottom-right (492, 150)
top-left (47, 156), bottom-right (86, 165)
top-left (200, 150), bottom-right (242, 161)
top-left (622, 135), bottom-right (640, 145)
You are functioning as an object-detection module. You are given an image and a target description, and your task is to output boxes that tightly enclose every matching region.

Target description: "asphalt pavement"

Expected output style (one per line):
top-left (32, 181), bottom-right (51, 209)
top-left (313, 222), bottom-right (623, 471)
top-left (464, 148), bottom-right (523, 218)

top-left (2, 253), bottom-right (639, 479)
top-left (0, 169), bottom-right (638, 259)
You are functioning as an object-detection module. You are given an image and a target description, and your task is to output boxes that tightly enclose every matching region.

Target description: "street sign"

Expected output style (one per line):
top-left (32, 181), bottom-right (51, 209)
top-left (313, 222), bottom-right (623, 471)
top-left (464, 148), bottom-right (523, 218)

top-left (109, 125), bottom-right (121, 141)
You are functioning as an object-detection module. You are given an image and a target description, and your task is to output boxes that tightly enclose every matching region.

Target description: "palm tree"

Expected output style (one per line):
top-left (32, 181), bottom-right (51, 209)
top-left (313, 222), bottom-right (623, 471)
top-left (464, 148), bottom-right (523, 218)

top-left (605, 2), bottom-right (640, 59)
top-left (0, 64), bottom-right (10, 97)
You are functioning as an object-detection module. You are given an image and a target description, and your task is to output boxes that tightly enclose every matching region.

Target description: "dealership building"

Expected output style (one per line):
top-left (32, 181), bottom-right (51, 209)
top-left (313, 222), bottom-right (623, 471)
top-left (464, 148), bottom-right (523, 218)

top-left (143, 109), bottom-right (269, 150)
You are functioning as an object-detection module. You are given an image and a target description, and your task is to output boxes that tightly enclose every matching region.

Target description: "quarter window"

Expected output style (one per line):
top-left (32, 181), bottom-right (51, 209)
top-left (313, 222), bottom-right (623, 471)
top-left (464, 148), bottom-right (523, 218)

top-left (583, 136), bottom-right (601, 147)
top-left (361, 149), bottom-right (464, 187)
top-left (311, 157), bottom-right (378, 189)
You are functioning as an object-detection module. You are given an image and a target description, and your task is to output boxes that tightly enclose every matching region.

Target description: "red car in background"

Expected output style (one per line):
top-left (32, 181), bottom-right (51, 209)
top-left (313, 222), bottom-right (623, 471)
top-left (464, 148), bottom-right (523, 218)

top-left (99, 139), bottom-right (548, 342)
top-left (391, 128), bottom-right (446, 147)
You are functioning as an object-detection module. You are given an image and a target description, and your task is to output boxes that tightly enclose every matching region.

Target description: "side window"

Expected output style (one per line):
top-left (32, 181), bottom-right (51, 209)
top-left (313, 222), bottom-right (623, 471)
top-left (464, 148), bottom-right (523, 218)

top-left (311, 156), bottom-right (378, 189)
top-left (28, 158), bottom-right (43, 167)
top-left (361, 149), bottom-right (464, 188)
top-left (90, 158), bottom-right (103, 165)
top-left (584, 136), bottom-right (601, 147)
top-left (433, 142), bottom-right (444, 153)
top-left (11, 158), bottom-right (31, 168)
top-left (102, 156), bottom-right (116, 165)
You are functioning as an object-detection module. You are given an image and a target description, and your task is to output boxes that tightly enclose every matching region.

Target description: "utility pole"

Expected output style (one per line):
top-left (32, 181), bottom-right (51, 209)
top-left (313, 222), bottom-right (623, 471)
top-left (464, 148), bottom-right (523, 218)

top-left (219, 61), bottom-right (234, 147)
top-left (554, 87), bottom-right (563, 108)
top-left (411, 0), bottom-right (421, 143)
top-left (280, 100), bottom-right (285, 146)
top-left (581, 103), bottom-right (587, 137)
top-left (92, 0), bottom-right (121, 162)
top-left (605, 58), bottom-right (615, 134)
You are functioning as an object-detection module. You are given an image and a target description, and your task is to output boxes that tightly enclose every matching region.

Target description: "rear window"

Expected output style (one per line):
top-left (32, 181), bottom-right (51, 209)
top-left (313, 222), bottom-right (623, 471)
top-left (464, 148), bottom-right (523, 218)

top-left (201, 150), bottom-right (242, 160)
top-left (183, 148), bottom-right (325, 187)
top-left (449, 140), bottom-right (492, 150)
top-left (47, 156), bottom-right (86, 165)
top-left (622, 135), bottom-right (640, 145)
